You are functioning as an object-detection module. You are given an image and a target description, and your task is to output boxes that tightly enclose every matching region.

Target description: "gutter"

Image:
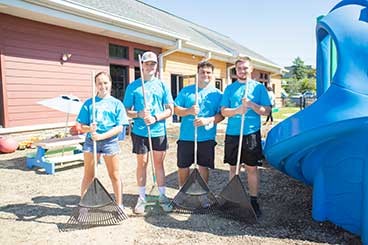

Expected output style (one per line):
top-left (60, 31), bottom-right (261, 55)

top-left (158, 39), bottom-right (182, 79)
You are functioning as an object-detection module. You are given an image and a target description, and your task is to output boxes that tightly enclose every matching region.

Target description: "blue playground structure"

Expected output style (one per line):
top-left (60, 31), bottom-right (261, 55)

top-left (264, 0), bottom-right (368, 243)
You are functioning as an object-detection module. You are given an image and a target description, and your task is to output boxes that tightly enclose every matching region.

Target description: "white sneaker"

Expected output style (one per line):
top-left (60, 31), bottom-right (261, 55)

top-left (134, 198), bottom-right (147, 214)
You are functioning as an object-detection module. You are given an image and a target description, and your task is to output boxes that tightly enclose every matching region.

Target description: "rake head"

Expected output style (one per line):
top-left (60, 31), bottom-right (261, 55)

top-left (216, 175), bottom-right (257, 223)
top-left (61, 178), bottom-right (128, 231)
top-left (171, 169), bottom-right (219, 214)
top-left (61, 204), bottom-right (128, 231)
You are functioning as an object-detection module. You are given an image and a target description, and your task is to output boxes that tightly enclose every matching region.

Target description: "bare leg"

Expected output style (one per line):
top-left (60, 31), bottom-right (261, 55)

top-left (198, 166), bottom-right (209, 184)
top-left (81, 152), bottom-right (95, 197)
top-left (104, 154), bottom-right (122, 205)
top-left (153, 150), bottom-right (166, 187)
top-left (136, 153), bottom-right (148, 187)
top-left (229, 165), bottom-right (237, 180)
top-left (246, 165), bottom-right (259, 197)
top-left (178, 167), bottom-right (190, 187)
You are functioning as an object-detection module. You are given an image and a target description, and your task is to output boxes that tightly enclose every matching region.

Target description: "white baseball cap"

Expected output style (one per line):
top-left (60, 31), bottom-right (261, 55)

top-left (141, 51), bottom-right (158, 63)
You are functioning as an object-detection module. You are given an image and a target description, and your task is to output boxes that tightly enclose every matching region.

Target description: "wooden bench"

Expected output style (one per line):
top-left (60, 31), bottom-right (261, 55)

top-left (26, 135), bottom-right (85, 174)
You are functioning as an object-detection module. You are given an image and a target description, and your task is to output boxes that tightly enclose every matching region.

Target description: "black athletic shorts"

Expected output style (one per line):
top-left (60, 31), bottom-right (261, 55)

top-left (131, 132), bottom-right (168, 154)
top-left (177, 140), bottom-right (216, 169)
top-left (224, 130), bottom-right (263, 166)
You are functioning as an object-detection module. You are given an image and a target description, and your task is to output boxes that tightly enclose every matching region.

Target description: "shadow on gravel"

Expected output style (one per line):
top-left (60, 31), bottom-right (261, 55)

top-left (147, 165), bottom-right (361, 244)
top-left (0, 195), bottom-right (79, 227)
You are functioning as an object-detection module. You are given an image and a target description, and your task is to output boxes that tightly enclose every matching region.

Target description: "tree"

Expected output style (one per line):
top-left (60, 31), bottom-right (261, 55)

top-left (283, 57), bottom-right (316, 94)
top-left (291, 57), bottom-right (307, 80)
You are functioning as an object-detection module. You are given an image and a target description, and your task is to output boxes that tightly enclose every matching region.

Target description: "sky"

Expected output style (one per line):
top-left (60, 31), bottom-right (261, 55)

top-left (140, 0), bottom-right (341, 67)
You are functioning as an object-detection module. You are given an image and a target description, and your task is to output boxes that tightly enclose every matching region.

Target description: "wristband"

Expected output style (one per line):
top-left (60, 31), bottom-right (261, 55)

top-left (153, 115), bottom-right (158, 122)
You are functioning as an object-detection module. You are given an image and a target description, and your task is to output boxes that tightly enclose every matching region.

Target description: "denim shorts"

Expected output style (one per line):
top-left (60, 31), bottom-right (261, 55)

top-left (83, 136), bottom-right (120, 156)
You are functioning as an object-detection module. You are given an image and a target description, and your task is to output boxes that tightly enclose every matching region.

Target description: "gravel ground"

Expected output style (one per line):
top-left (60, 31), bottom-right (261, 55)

top-left (0, 123), bottom-right (362, 245)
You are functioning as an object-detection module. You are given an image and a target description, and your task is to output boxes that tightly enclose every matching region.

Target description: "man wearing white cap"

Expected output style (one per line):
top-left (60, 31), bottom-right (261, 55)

top-left (123, 51), bottom-right (174, 214)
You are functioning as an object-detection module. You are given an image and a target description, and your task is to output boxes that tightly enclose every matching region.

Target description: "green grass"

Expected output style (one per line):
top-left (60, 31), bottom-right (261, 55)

top-left (272, 106), bottom-right (300, 121)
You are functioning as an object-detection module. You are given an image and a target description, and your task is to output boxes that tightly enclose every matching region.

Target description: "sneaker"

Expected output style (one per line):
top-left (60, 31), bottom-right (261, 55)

top-left (251, 200), bottom-right (262, 218)
top-left (134, 198), bottom-right (147, 214)
top-left (158, 195), bottom-right (173, 212)
top-left (118, 205), bottom-right (132, 217)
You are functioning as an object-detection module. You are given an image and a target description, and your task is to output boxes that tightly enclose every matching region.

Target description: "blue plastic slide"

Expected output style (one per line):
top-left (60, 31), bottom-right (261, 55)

top-left (264, 1), bottom-right (368, 243)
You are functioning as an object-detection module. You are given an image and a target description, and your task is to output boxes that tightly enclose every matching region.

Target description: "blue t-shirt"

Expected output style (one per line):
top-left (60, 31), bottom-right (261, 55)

top-left (220, 79), bottom-right (271, 136)
top-left (175, 84), bottom-right (222, 141)
top-left (123, 77), bottom-right (174, 137)
top-left (77, 96), bottom-right (129, 139)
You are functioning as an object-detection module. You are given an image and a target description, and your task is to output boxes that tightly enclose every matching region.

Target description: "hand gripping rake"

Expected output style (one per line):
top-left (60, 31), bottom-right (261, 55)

top-left (138, 55), bottom-right (160, 203)
top-left (216, 82), bottom-right (257, 223)
top-left (171, 74), bottom-right (218, 214)
top-left (62, 72), bottom-right (128, 231)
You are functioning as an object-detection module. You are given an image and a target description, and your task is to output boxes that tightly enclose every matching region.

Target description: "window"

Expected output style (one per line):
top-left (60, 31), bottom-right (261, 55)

top-left (134, 48), bottom-right (147, 61)
top-left (109, 44), bottom-right (129, 59)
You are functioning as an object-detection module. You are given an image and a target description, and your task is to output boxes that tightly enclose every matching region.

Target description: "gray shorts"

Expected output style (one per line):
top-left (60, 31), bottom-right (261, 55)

top-left (131, 133), bottom-right (168, 154)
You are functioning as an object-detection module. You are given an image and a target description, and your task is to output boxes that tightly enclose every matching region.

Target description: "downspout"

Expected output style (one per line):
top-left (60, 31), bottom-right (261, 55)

top-left (158, 39), bottom-right (182, 79)
top-left (204, 51), bottom-right (212, 61)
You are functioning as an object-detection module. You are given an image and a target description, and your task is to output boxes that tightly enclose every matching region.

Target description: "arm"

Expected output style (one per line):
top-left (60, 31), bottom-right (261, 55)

top-left (154, 103), bottom-right (174, 121)
top-left (194, 112), bottom-right (224, 126)
top-left (221, 105), bottom-right (246, 117)
top-left (91, 125), bottom-right (123, 141)
top-left (244, 98), bottom-right (271, 116)
top-left (174, 104), bottom-right (199, 117)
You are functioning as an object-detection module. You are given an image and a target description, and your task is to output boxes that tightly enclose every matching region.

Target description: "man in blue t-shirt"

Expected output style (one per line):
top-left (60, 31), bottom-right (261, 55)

top-left (220, 57), bottom-right (271, 218)
top-left (123, 51), bottom-right (174, 214)
top-left (174, 61), bottom-right (223, 188)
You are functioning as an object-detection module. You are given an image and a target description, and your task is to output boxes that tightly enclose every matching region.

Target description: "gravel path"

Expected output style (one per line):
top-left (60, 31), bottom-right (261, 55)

top-left (0, 123), bottom-right (361, 244)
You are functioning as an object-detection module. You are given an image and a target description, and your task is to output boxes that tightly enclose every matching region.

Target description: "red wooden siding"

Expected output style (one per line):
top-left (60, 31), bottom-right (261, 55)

top-left (0, 13), bottom-right (160, 128)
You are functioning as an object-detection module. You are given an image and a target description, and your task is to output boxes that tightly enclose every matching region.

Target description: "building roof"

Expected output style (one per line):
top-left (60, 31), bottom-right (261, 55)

top-left (0, 0), bottom-right (284, 73)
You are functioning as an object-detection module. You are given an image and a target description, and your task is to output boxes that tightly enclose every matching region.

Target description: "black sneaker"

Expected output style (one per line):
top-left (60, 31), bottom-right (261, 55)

top-left (251, 200), bottom-right (262, 218)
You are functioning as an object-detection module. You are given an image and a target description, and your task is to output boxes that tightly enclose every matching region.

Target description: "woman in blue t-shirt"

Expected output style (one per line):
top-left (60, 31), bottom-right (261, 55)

top-left (77, 72), bottom-right (129, 209)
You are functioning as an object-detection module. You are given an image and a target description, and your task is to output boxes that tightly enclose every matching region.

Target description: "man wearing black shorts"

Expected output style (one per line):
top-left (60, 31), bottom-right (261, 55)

top-left (123, 51), bottom-right (174, 214)
top-left (220, 57), bottom-right (271, 217)
top-left (174, 61), bottom-right (223, 187)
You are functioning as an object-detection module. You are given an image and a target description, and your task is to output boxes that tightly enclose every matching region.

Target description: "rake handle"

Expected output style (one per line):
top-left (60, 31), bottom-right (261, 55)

top-left (91, 71), bottom-right (98, 174)
top-left (138, 55), bottom-right (156, 185)
top-left (235, 82), bottom-right (249, 176)
top-left (194, 73), bottom-right (198, 168)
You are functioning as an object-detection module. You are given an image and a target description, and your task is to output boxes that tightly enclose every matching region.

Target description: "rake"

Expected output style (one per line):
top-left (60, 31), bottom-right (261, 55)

top-left (216, 82), bottom-right (257, 223)
top-left (62, 72), bottom-right (128, 231)
top-left (171, 74), bottom-right (219, 214)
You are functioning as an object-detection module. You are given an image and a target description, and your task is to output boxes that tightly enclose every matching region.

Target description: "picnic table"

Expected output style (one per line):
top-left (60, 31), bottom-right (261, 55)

top-left (26, 135), bottom-right (85, 174)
